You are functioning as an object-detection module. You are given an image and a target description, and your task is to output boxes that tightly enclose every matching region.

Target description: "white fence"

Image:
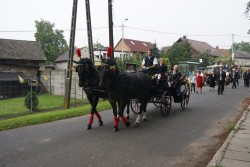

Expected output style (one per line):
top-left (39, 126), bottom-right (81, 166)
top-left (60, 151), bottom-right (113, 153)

top-left (40, 70), bottom-right (87, 100)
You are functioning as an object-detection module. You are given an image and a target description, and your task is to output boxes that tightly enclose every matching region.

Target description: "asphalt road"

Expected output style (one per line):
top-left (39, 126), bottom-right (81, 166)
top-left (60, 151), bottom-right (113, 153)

top-left (0, 80), bottom-right (249, 167)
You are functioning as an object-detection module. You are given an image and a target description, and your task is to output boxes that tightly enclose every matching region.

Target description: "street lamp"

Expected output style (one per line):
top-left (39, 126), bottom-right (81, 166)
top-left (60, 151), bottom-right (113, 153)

top-left (122, 18), bottom-right (128, 62)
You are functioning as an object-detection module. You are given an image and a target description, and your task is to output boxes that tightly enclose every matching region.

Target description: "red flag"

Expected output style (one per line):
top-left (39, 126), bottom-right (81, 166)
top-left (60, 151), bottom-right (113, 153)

top-left (76, 48), bottom-right (81, 58)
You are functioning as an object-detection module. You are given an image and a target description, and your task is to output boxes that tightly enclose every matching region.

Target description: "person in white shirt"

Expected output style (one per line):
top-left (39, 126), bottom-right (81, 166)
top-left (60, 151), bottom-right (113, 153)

top-left (141, 49), bottom-right (158, 76)
top-left (190, 72), bottom-right (197, 93)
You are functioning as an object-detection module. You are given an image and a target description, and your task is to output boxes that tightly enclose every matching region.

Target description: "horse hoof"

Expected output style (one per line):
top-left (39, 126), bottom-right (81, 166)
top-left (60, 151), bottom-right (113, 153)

top-left (113, 126), bottom-right (119, 132)
top-left (125, 121), bottom-right (131, 127)
top-left (134, 122), bottom-right (140, 127)
top-left (86, 125), bottom-right (92, 130)
top-left (99, 120), bottom-right (104, 126)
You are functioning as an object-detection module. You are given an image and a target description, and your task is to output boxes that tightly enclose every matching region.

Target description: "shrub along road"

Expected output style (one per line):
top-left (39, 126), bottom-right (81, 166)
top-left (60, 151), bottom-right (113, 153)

top-left (0, 81), bottom-right (249, 167)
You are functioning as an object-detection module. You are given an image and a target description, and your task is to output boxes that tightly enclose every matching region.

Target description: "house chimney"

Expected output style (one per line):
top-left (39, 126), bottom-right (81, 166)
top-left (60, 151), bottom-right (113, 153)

top-left (183, 36), bottom-right (186, 39)
top-left (216, 46), bottom-right (219, 49)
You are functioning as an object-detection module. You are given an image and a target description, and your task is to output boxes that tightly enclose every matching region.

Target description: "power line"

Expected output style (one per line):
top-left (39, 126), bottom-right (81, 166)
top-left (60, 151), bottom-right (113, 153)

top-left (0, 26), bottom-right (249, 41)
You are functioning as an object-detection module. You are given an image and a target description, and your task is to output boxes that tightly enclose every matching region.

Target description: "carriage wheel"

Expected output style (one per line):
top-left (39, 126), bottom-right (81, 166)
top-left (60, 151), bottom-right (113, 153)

top-left (181, 83), bottom-right (190, 109)
top-left (153, 97), bottom-right (161, 108)
top-left (130, 99), bottom-right (140, 114)
top-left (160, 91), bottom-right (172, 117)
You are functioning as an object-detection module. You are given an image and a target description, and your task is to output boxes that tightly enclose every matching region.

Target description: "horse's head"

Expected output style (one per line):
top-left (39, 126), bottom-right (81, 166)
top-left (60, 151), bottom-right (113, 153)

top-left (98, 59), bottom-right (119, 87)
top-left (74, 58), bottom-right (94, 87)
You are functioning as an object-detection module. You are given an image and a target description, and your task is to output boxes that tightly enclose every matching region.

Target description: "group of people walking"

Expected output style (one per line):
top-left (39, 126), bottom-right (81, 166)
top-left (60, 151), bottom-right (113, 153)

top-left (140, 49), bottom-right (250, 99)
top-left (190, 67), bottom-right (249, 95)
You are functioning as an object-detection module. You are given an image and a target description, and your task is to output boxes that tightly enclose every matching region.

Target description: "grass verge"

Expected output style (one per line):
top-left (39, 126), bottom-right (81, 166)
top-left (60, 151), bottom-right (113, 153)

top-left (0, 100), bottom-right (111, 131)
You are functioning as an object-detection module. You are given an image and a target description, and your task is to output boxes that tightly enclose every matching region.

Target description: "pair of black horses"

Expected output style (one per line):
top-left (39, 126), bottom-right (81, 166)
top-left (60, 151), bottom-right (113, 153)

top-left (74, 58), bottom-right (151, 132)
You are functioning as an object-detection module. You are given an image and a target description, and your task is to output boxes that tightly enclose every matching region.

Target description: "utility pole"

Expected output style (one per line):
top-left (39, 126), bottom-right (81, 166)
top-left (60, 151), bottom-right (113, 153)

top-left (64, 0), bottom-right (78, 109)
top-left (121, 18), bottom-right (128, 65)
top-left (108, 0), bottom-right (114, 59)
top-left (85, 0), bottom-right (94, 63)
top-left (232, 33), bottom-right (235, 61)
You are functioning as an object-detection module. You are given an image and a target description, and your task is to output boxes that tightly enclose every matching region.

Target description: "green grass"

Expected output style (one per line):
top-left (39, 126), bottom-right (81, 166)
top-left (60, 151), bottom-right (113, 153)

top-left (0, 94), bottom-right (84, 118)
top-left (224, 122), bottom-right (236, 134)
top-left (0, 94), bottom-right (111, 131)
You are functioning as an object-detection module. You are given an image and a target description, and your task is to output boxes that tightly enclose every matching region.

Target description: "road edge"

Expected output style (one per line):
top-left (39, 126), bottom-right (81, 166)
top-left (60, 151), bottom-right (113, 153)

top-left (207, 105), bottom-right (250, 167)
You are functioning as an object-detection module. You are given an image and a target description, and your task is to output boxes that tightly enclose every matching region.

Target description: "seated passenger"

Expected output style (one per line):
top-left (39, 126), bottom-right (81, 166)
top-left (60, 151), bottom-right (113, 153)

top-left (155, 58), bottom-right (168, 84)
top-left (169, 65), bottom-right (182, 102)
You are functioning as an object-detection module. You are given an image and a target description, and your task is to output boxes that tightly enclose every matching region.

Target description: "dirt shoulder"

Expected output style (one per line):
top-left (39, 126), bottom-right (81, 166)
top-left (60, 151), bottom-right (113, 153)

top-left (169, 96), bottom-right (250, 167)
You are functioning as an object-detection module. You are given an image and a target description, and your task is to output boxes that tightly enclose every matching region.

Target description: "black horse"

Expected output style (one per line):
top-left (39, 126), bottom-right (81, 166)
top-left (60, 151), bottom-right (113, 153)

top-left (74, 58), bottom-right (131, 130)
top-left (99, 58), bottom-right (151, 132)
top-left (74, 58), bottom-right (106, 130)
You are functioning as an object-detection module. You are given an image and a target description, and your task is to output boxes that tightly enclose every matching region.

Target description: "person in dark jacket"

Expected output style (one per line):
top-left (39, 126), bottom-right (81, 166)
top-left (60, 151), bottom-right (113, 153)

top-left (169, 65), bottom-right (182, 102)
top-left (208, 71), bottom-right (216, 91)
top-left (155, 58), bottom-right (168, 86)
top-left (141, 49), bottom-right (158, 76)
top-left (216, 67), bottom-right (226, 95)
top-left (231, 68), bottom-right (238, 89)
top-left (243, 69), bottom-right (250, 87)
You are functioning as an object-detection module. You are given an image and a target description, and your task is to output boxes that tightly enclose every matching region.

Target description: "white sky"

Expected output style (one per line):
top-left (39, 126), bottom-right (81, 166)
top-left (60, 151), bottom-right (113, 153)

top-left (0, 0), bottom-right (250, 49)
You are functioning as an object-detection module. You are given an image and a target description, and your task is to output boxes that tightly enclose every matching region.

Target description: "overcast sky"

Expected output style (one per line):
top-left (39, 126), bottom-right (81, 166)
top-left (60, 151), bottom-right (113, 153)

top-left (0, 0), bottom-right (250, 49)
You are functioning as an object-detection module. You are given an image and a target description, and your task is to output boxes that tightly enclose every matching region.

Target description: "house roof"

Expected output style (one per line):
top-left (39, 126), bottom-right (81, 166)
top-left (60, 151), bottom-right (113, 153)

top-left (115, 38), bottom-right (153, 52)
top-left (55, 51), bottom-right (69, 63)
top-left (0, 38), bottom-right (46, 61)
top-left (177, 37), bottom-right (224, 57)
top-left (233, 50), bottom-right (250, 59)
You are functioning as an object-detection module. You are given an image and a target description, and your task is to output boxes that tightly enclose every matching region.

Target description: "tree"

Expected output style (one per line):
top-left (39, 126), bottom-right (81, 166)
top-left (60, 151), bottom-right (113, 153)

top-left (197, 52), bottom-right (215, 67)
top-left (151, 43), bottom-right (160, 58)
top-left (245, 1), bottom-right (250, 34)
top-left (24, 91), bottom-right (39, 111)
top-left (233, 41), bottom-right (250, 53)
top-left (35, 19), bottom-right (68, 64)
top-left (94, 40), bottom-right (105, 49)
top-left (167, 41), bottom-right (192, 66)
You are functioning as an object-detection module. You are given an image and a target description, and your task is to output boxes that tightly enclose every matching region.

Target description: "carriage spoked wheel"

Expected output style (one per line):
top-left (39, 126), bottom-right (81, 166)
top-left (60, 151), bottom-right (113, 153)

top-left (180, 83), bottom-right (190, 110)
top-left (130, 99), bottom-right (141, 114)
top-left (153, 97), bottom-right (161, 108)
top-left (160, 91), bottom-right (172, 117)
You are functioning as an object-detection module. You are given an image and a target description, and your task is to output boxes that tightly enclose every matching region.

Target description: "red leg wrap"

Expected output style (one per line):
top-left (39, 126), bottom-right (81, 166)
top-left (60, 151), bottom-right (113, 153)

top-left (114, 116), bottom-right (119, 126)
top-left (88, 114), bottom-right (94, 125)
top-left (121, 116), bottom-right (127, 124)
top-left (95, 112), bottom-right (101, 121)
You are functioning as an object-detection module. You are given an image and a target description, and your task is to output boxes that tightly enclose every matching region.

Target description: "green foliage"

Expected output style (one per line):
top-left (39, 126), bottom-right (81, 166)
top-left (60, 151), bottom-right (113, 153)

top-left (0, 100), bottom-right (111, 131)
top-left (94, 40), bottom-right (105, 49)
top-left (34, 19), bottom-right (68, 64)
top-left (192, 52), bottom-right (216, 67)
top-left (24, 91), bottom-right (39, 111)
top-left (245, 1), bottom-right (250, 34)
top-left (233, 41), bottom-right (250, 53)
top-left (224, 122), bottom-right (236, 134)
top-left (0, 94), bottom-right (84, 119)
top-left (167, 41), bottom-right (192, 66)
top-left (115, 56), bottom-right (135, 70)
top-left (214, 56), bottom-right (234, 67)
top-left (152, 43), bottom-right (160, 58)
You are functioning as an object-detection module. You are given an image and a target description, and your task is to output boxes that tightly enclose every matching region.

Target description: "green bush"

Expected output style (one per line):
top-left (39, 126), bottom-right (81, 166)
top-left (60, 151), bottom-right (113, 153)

top-left (25, 91), bottom-right (39, 111)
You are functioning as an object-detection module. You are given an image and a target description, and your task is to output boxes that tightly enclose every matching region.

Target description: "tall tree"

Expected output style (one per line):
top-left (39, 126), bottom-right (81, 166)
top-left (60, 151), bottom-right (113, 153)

top-left (151, 43), bottom-right (160, 58)
top-left (34, 19), bottom-right (68, 64)
top-left (167, 40), bottom-right (192, 66)
top-left (245, 1), bottom-right (250, 34)
top-left (233, 41), bottom-right (250, 53)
